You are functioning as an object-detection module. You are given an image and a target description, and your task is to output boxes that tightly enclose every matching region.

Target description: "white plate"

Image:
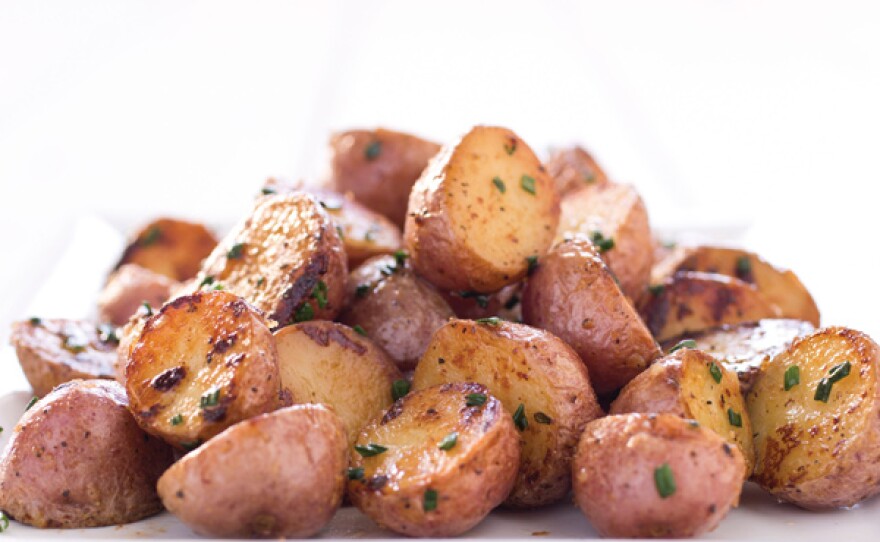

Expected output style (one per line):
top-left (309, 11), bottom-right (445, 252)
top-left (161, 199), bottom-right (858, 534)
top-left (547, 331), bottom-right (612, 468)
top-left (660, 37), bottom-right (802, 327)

top-left (0, 217), bottom-right (878, 540)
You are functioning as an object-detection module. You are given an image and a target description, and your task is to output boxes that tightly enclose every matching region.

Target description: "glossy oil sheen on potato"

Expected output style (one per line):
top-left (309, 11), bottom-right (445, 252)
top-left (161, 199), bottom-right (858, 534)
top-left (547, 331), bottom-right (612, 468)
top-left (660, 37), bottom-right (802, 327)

top-left (405, 125), bottom-right (560, 293)
top-left (116, 218), bottom-right (217, 281)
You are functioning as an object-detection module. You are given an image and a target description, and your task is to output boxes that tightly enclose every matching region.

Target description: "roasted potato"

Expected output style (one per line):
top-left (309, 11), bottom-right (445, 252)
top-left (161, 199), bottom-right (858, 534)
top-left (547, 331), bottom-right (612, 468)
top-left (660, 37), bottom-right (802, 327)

top-left (651, 245), bottom-right (819, 326)
top-left (404, 125), bottom-right (560, 293)
top-left (125, 291), bottom-right (280, 449)
top-left (115, 218), bottom-right (217, 281)
top-left (556, 183), bottom-right (653, 301)
top-left (340, 254), bottom-right (454, 371)
top-left (663, 319), bottom-right (815, 394)
top-left (439, 283), bottom-right (522, 321)
top-left (610, 348), bottom-right (755, 474)
top-left (10, 318), bottom-right (117, 397)
top-left (348, 383), bottom-right (519, 537)
top-left (274, 321), bottom-right (402, 445)
top-left (521, 238), bottom-right (661, 395)
top-left (328, 128), bottom-right (441, 227)
top-left (158, 404), bottom-right (347, 538)
top-left (195, 192), bottom-right (348, 327)
top-left (747, 326), bottom-right (880, 509)
top-left (640, 271), bottom-right (781, 342)
top-left (0, 380), bottom-right (174, 528)
top-left (412, 318), bottom-right (603, 507)
top-left (97, 264), bottom-right (179, 326)
top-left (545, 145), bottom-right (609, 196)
top-left (572, 413), bottom-right (746, 538)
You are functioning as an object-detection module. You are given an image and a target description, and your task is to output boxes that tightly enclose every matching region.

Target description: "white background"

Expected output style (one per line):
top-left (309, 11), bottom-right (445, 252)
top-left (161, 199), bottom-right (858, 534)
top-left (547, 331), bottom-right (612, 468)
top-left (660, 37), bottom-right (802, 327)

top-left (1, 0), bottom-right (879, 348)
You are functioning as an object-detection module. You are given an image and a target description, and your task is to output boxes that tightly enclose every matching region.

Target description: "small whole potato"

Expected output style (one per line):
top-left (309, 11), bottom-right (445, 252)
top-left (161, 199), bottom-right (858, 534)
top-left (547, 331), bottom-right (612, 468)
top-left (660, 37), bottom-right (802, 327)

top-left (158, 404), bottom-right (348, 538)
top-left (0, 380), bottom-right (174, 528)
top-left (572, 413), bottom-right (746, 538)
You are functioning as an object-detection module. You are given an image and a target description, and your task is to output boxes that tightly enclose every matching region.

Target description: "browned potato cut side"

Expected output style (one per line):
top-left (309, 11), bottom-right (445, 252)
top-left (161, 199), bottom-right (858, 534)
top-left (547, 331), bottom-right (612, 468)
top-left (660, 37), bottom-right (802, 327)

top-left (10, 318), bottom-right (117, 397)
top-left (405, 125), bottom-right (560, 293)
top-left (521, 238), bottom-right (661, 395)
top-left (412, 319), bottom-right (603, 508)
top-left (158, 404), bottom-right (347, 538)
top-left (340, 255), bottom-right (454, 371)
top-left (125, 291), bottom-right (279, 448)
top-left (0, 380), bottom-right (174, 528)
top-left (274, 321), bottom-right (402, 445)
top-left (664, 319), bottom-right (816, 394)
top-left (116, 218), bottom-right (217, 281)
top-left (329, 128), bottom-right (441, 227)
top-left (573, 413), bottom-right (746, 538)
top-left (640, 271), bottom-right (781, 342)
top-left (611, 348), bottom-right (755, 474)
top-left (556, 183), bottom-right (653, 301)
top-left (98, 264), bottom-right (179, 326)
top-left (747, 327), bottom-right (880, 509)
top-left (195, 193), bottom-right (347, 327)
top-left (349, 383), bottom-right (519, 537)
top-left (545, 145), bottom-right (609, 196)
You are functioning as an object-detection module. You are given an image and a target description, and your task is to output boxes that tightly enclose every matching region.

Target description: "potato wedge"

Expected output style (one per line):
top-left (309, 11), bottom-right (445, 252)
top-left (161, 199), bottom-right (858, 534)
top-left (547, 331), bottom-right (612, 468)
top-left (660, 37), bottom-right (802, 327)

top-left (125, 291), bottom-right (279, 449)
top-left (98, 264), bottom-right (179, 326)
top-left (652, 246), bottom-right (819, 326)
top-left (10, 318), bottom-right (117, 397)
top-left (274, 321), bottom-right (402, 445)
top-left (572, 413), bottom-right (746, 538)
top-left (610, 348), bottom-right (755, 474)
top-left (747, 326), bottom-right (880, 509)
top-left (663, 319), bottom-right (815, 394)
top-left (404, 125), bottom-right (560, 293)
top-left (329, 128), bottom-right (441, 227)
top-left (412, 318), bottom-right (603, 507)
top-left (195, 192), bottom-right (348, 327)
top-left (521, 238), bottom-right (661, 395)
top-left (640, 270), bottom-right (781, 342)
top-left (556, 183), bottom-right (653, 301)
top-left (340, 254), bottom-right (454, 371)
top-left (116, 218), bottom-right (217, 281)
top-left (158, 404), bottom-right (347, 538)
top-left (348, 383), bottom-right (519, 537)
top-left (545, 145), bottom-right (609, 196)
top-left (0, 380), bottom-right (174, 528)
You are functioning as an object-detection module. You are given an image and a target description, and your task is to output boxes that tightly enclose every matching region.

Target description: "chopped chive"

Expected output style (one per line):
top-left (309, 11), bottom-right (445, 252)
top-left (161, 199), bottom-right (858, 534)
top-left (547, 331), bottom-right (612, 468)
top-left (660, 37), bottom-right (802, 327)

top-left (393, 250), bottom-right (408, 267)
top-left (654, 463), bottom-right (676, 498)
top-left (492, 176), bottom-right (506, 193)
top-left (256, 276), bottom-right (265, 287)
top-left (354, 443), bottom-right (388, 457)
top-left (391, 379), bottom-right (410, 401)
top-left (520, 175), bottom-right (536, 195)
top-left (784, 365), bottom-right (800, 391)
top-left (353, 325), bottom-right (367, 336)
top-left (347, 467), bottom-right (364, 480)
top-left (294, 302), bottom-right (314, 323)
top-left (336, 225), bottom-right (345, 240)
top-left (503, 138), bottom-right (517, 155)
top-left (260, 187), bottom-right (276, 195)
top-left (668, 339), bottom-right (696, 353)
top-left (199, 275), bottom-right (215, 288)
top-left (512, 403), bottom-right (528, 431)
top-left (25, 396), bottom-right (38, 411)
top-left (142, 301), bottom-right (154, 316)
top-left (319, 199), bottom-right (343, 211)
top-left (97, 323), bottom-right (119, 344)
top-left (589, 231), bottom-right (615, 253)
top-left (312, 280), bottom-right (328, 309)
top-left (465, 393), bottom-right (487, 407)
top-left (584, 173), bottom-right (596, 184)
top-left (423, 489), bottom-right (438, 511)
top-left (0, 510), bottom-right (8, 532)
top-left (459, 290), bottom-right (489, 308)
top-left (648, 284), bottom-right (665, 296)
top-left (735, 256), bottom-right (752, 278)
top-left (227, 242), bottom-right (245, 259)
top-left (211, 283), bottom-right (225, 291)
top-left (475, 317), bottom-right (501, 326)
top-left (438, 432), bottom-right (458, 451)
top-left (170, 414), bottom-right (183, 426)
top-left (364, 140), bottom-right (382, 160)
top-left (0, 427), bottom-right (3, 434)
top-left (526, 255), bottom-right (539, 275)
top-left (534, 411), bottom-right (553, 424)
top-left (200, 389), bottom-right (220, 408)
top-left (364, 226), bottom-right (377, 242)
top-left (141, 225), bottom-right (161, 246)
top-left (727, 408), bottom-right (743, 427)
top-left (708, 361), bottom-right (723, 384)
top-left (64, 334), bottom-right (87, 353)
top-left (814, 361), bottom-right (851, 403)
top-left (180, 440), bottom-right (201, 451)
top-left (28, 317), bottom-right (41, 326)
top-left (355, 284), bottom-right (370, 298)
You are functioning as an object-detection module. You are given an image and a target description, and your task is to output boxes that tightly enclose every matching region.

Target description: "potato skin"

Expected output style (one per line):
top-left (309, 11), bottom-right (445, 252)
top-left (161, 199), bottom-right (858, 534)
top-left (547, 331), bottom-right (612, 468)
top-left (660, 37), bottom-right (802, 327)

top-left (348, 383), bottom-right (519, 537)
top-left (125, 291), bottom-right (280, 448)
top-left (747, 327), bottom-right (880, 509)
top-left (116, 218), bottom-right (217, 281)
top-left (521, 238), bottom-right (661, 395)
top-left (412, 319), bottom-right (604, 507)
top-left (405, 125), bottom-right (560, 293)
top-left (440, 283), bottom-right (522, 321)
top-left (329, 128), bottom-right (441, 227)
top-left (0, 380), bottom-right (174, 528)
top-left (158, 404), bottom-right (347, 538)
top-left (545, 145), bottom-right (609, 196)
top-left (572, 413), bottom-right (746, 538)
top-left (10, 318), bottom-right (117, 397)
top-left (340, 255), bottom-right (454, 371)
top-left (98, 264), bottom-right (179, 326)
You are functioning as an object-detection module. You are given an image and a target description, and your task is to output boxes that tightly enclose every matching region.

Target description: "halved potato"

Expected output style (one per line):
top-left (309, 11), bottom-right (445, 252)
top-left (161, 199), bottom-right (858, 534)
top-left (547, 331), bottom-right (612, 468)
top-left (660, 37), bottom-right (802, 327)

top-left (195, 192), bottom-right (348, 328)
top-left (158, 404), bottom-right (348, 538)
top-left (521, 238), bottom-right (661, 395)
top-left (348, 382), bottom-right (519, 537)
top-left (116, 218), bottom-right (217, 281)
top-left (556, 183), bottom-right (653, 301)
top-left (274, 321), bottom-right (402, 445)
top-left (663, 319), bottom-right (815, 394)
top-left (404, 125), bottom-right (560, 293)
top-left (545, 145), bottom-right (609, 196)
top-left (747, 326), bottom-right (880, 509)
top-left (412, 318), bottom-right (603, 508)
top-left (98, 264), bottom-right (179, 326)
top-left (125, 291), bottom-right (279, 449)
top-left (611, 348), bottom-right (755, 474)
top-left (10, 318), bottom-right (117, 397)
top-left (328, 128), bottom-right (441, 227)
top-left (639, 271), bottom-right (781, 342)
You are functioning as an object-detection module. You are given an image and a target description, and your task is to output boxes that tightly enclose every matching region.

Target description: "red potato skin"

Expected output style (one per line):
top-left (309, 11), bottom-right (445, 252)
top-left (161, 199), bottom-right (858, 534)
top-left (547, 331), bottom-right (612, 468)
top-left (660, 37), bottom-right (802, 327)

top-left (98, 264), bottom-right (179, 326)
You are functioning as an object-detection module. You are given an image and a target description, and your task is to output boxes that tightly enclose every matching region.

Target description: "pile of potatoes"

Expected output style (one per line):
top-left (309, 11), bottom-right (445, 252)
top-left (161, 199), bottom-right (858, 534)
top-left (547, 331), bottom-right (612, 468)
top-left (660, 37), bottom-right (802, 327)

top-left (3, 125), bottom-right (880, 539)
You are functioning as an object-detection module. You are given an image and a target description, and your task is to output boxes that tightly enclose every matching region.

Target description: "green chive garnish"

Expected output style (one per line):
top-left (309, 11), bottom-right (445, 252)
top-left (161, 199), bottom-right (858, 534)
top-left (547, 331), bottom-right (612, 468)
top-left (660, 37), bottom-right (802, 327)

top-left (708, 361), bottom-right (722, 383)
top-left (589, 231), bottom-right (615, 253)
top-left (814, 361), bottom-right (851, 403)
top-left (294, 302), bottom-right (314, 323)
top-left (261, 187), bottom-right (276, 195)
top-left (465, 393), bottom-right (487, 407)
top-left (648, 284), bottom-right (665, 296)
top-left (423, 489), bottom-right (438, 511)
top-left (520, 175), bottom-right (536, 195)
top-left (28, 317), bottom-right (41, 326)
top-left (391, 379), bottom-right (410, 401)
top-left (668, 339), bottom-right (696, 353)
top-left (347, 467), bottom-right (364, 480)
top-left (512, 403), bottom-right (528, 431)
top-left (654, 463), bottom-right (676, 498)
top-left (534, 412), bottom-right (553, 424)
top-left (170, 414), bottom-right (183, 426)
top-left (526, 255), bottom-right (539, 275)
top-left (438, 432), bottom-right (458, 451)
top-left (312, 280), bottom-right (328, 309)
top-left (227, 242), bottom-right (245, 259)
top-left (503, 139), bottom-right (517, 155)
top-left (142, 301), bottom-right (154, 316)
top-left (199, 275), bottom-right (215, 288)
top-left (492, 177), bottom-right (506, 193)
top-left (364, 140), bottom-right (382, 161)
top-left (784, 365), bottom-right (800, 391)
top-left (475, 317), bottom-right (501, 326)
top-left (256, 277), bottom-right (265, 287)
top-left (354, 443), bottom-right (388, 457)
top-left (393, 250), bottom-right (408, 267)
top-left (0, 510), bottom-right (9, 532)
top-left (735, 256), bottom-right (752, 277)
top-left (141, 226), bottom-right (161, 246)
top-left (25, 396), bottom-right (38, 411)
top-left (200, 389), bottom-right (220, 408)
top-left (727, 408), bottom-right (742, 427)
top-left (353, 325), bottom-right (367, 336)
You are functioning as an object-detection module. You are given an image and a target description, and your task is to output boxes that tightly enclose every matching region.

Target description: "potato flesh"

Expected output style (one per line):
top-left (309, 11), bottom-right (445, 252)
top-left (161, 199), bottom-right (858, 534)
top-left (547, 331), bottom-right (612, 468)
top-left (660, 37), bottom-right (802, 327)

top-left (116, 218), bottom-right (217, 281)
